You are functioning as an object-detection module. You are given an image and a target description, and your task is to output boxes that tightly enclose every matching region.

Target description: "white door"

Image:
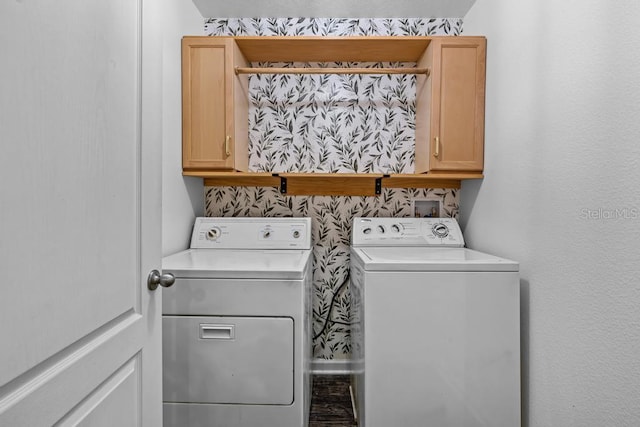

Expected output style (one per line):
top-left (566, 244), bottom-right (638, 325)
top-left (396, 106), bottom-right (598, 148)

top-left (0, 0), bottom-right (163, 425)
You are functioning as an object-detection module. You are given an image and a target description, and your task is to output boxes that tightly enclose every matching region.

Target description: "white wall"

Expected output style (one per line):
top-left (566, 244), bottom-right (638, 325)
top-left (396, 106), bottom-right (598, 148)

top-left (461, 1), bottom-right (640, 425)
top-left (191, 0), bottom-right (476, 18)
top-left (161, 0), bottom-right (205, 256)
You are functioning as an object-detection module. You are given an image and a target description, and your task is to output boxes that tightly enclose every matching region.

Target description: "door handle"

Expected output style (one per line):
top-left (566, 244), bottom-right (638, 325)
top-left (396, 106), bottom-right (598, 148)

top-left (199, 324), bottom-right (235, 340)
top-left (433, 136), bottom-right (440, 158)
top-left (225, 135), bottom-right (231, 157)
top-left (147, 270), bottom-right (175, 291)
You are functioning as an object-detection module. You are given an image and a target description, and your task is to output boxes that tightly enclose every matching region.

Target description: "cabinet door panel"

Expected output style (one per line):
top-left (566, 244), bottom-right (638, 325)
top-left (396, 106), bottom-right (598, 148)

top-left (431, 38), bottom-right (486, 172)
top-left (182, 38), bottom-right (234, 170)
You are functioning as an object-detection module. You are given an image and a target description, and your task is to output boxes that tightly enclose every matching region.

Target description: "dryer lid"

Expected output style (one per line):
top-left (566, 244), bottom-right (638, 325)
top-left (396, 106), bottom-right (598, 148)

top-left (352, 247), bottom-right (519, 272)
top-left (162, 248), bottom-right (312, 279)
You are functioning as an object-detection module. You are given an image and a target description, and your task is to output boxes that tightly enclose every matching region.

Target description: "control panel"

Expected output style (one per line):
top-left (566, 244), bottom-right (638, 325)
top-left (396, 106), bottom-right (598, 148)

top-left (190, 217), bottom-right (311, 249)
top-left (351, 217), bottom-right (464, 247)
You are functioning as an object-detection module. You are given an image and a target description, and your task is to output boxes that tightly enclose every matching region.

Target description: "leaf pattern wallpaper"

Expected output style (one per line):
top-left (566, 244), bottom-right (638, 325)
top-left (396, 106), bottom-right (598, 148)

top-left (203, 18), bottom-right (462, 360)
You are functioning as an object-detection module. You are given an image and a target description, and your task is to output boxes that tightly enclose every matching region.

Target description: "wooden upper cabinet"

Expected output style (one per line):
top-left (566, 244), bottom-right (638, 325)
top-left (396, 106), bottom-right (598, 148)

top-left (181, 35), bottom-right (487, 182)
top-left (182, 37), bottom-right (249, 171)
top-left (416, 37), bottom-right (486, 173)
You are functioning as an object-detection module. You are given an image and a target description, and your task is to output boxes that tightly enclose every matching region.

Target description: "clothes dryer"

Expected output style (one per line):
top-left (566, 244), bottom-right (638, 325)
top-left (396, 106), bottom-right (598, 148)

top-left (162, 217), bottom-right (312, 427)
top-left (350, 217), bottom-right (520, 427)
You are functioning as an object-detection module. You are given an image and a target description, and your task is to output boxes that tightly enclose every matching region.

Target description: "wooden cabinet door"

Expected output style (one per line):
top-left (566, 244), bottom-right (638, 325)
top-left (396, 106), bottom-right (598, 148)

top-left (182, 37), bottom-right (248, 171)
top-left (416, 37), bottom-right (486, 172)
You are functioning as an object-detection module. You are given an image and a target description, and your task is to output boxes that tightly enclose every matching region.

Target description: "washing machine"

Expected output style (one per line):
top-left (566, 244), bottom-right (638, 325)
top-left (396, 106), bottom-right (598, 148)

top-left (350, 217), bottom-right (520, 427)
top-left (162, 217), bottom-right (312, 427)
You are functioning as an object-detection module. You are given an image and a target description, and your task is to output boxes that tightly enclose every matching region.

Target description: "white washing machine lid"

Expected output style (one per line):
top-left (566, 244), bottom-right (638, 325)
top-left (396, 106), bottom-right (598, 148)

top-left (162, 248), bottom-right (312, 279)
top-left (351, 247), bottom-right (519, 272)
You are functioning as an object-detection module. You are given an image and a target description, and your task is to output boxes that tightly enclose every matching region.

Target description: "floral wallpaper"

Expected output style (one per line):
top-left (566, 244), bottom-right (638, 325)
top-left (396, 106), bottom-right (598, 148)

top-left (205, 18), bottom-right (462, 37)
top-left (247, 69), bottom-right (417, 173)
top-left (203, 18), bottom-right (462, 360)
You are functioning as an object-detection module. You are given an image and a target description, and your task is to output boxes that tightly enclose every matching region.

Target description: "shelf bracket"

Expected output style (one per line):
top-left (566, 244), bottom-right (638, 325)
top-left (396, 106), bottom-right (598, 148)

top-left (375, 177), bottom-right (386, 195)
top-left (275, 174), bottom-right (287, 194)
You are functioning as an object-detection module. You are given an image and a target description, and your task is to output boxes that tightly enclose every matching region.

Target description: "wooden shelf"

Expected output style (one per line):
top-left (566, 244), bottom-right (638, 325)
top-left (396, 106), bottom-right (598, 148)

top-left (279, 173), bottom-right (383, 196)
top-left (382, 173), bottom-right (484, 189)
top-left (231, 36), bottom-right (432, 62)
top-left (185, 171), bottom-right (280, 187)
top-left (188, 171), bottom-right (483, 196)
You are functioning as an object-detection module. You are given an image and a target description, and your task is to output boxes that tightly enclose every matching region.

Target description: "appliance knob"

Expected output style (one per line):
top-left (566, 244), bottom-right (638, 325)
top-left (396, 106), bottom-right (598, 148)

top-left (391, 224), bottom-right (400, 233)
top-left (263, 231), bottom-right (271, 238)
top-left (206, 227), bottom-right (222, 241)
top-left (377, 225), bottom-right (385, 233)
top-left (293, 230), bottom-right (300, 238)
top-left (363, 227), bottom-right (372, 235)
top-left (432, 223), bottom-right (450, 238)
top-left (206, 227), bottom-right (221, 241)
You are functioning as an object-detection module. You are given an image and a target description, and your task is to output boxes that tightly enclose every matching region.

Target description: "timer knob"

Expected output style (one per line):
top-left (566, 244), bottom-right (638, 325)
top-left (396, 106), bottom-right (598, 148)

top-left (206, 227), bottom-right (221, 241)
top-left (432, 223), bottom-right (449, 238)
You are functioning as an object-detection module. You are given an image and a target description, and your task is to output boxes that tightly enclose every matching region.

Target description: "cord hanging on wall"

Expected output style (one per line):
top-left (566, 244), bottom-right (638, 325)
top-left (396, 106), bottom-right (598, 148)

top-left (313, 274), bottom-right (351, 341)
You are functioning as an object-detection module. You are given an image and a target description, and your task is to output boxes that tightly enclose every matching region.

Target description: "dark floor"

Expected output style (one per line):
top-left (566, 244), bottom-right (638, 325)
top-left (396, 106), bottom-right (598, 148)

top-left (309, 375), bottom-right (357, 427)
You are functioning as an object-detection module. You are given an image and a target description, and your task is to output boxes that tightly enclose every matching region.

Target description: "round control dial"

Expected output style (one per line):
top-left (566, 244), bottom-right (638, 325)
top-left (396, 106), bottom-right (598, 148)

top-left (206, 227), bottom-right (222, 241)
top-left (431, 222), bottom-right (450, 238)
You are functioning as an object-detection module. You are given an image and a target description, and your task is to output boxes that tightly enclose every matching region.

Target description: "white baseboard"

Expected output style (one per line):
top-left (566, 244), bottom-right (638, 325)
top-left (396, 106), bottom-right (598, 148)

top-left (310, 358), bottom-right (353, 375)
